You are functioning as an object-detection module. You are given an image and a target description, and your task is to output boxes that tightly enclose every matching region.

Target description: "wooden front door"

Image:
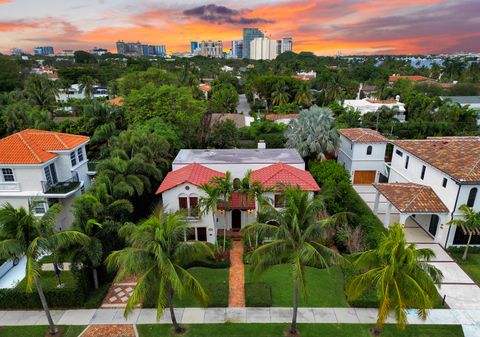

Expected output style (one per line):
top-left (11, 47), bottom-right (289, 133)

top-left (231, 209), bottom-right (242, 231)
top-left (353, 170), bottom-right (376, 184)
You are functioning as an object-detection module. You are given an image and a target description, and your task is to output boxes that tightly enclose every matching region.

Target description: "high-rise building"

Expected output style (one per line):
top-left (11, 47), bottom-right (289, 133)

top-left (250, 37), bottom-right (278, 60)
top-left (10, 48), bottom-right (23, 56)
top-left (142, 44), bottom-right (166, 57)
top-left (33, 46), bottom-right (54, 56)
top-left (116, 41), bottom-right (143, 56)
top-left (231, 40), bottom-right (243, 58)
top-left (199, 40), bottom-right (223, 58)
top-left (243, 28), bottom-right (264, 59)
top-left (190, 41), bottom-right (199, 54)
top-left (281, 37), bottom-right (293, 53)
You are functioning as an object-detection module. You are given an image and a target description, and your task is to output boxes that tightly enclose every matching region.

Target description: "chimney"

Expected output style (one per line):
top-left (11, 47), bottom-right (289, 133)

top-left (257, 140), bottom-right (266, 149)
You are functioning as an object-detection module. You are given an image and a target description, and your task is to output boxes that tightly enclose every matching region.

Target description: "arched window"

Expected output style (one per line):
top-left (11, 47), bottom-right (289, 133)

top-left (366, 146), bottom-right (372, 155)
top-left (233, 178), bottom-right (241, 190)
top-left (467, 188), bottom-right (478, 208)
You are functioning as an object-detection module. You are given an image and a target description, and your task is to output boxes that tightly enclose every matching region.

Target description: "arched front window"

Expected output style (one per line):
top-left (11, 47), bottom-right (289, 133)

top-left (366, 146), bottom-right (372, 155)
top-left (467, 188), bottom-right (478, 207)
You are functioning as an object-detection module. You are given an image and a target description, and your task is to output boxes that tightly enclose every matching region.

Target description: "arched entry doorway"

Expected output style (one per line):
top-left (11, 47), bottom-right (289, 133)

top-left (231, 209), bottom-right (242, 231)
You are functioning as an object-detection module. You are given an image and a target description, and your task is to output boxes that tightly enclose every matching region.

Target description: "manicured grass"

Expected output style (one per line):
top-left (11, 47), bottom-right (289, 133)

top-left (38, 254), bottom-right (72, 264)
top-left (83, 282), bottom-right (112, 309)
top-left (0, 325), bottom-right (85, 337)
top-left (137, 323), bottom-right (464, 337)
top-left (245, 264), bottom-right (349, 307)
top-left (16, 271), bottom-right (76, 290)
top-left (451, 253), bottom-right (480, 284)
top-left (173, 267), bottom-right (229, 307)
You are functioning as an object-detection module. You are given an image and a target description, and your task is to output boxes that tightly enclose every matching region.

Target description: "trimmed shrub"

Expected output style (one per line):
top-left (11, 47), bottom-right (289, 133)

top-left (184, 258), bottom-right (231, 269)
top-left (448, 246), bottom-right (480, 254)
top-left (245, 283), bottom-right (272, 307)
top-left (205, 282), bottom-right (229, 307)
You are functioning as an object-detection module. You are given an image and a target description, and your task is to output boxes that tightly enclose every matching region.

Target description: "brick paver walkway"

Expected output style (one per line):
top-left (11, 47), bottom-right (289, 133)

top-left (80, 324), bottom-right (136, 337)
top-left (228, 240), bottom-right (245, 307)
top-left (101, 275), bottom-right (139, 309)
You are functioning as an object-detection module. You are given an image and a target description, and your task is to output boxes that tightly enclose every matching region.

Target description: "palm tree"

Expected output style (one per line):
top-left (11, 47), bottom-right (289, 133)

top-left (210, 171), bottom-right (234, 251)
top-left (243, 187), bottom-right (340, 336)
top-left (106, 210), bottom-right (211, 334)
top-left (448, 205), bottom-right (480, 260)
top-left (23, 74), bottom-right (59, 116)
top-left (79, 75), bottom-right (96, 98)
top-left (346, 223), bottom-right (443, 335)
top-left (199, 183), bottom-right (221, 241)
top-left (294, 82), bottom-right (313, 107)
top-left (0, 202), bottom-right (88, 335)
top-left (272, 81), bottom-right (290, 106)
top-left (285, 106), bottom-right (340, 160)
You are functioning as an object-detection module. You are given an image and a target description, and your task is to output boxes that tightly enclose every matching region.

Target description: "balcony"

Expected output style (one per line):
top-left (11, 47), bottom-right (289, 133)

top-left (41, 172), bottom-right (80, 195)
top-left (0, 182), bottom-right (20, 192)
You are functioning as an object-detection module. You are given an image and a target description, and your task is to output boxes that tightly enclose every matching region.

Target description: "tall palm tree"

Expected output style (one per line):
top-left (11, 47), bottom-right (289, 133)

top-left (0, 202), bottom-right (88, 335)
top-left (79, 75), bottom-right (96, 98)
top-left (448, 205), bottom-right (480, 260)
top-left (23, 74), bottom-right (59, 116)
top-left (294, 82), bottom-right (313, 107)
top-left (346, 223), bottom-right (443, 335)
top-left (106, 210), bottom-right (211, 334)
top-left (243, 187), bottom-right (340, 336)
top-left (210, 171), bottom-right (234, 251)
top-left (199, 183), bottom-right (221, 241)
top-left (272, 81), bottom-right (290, 106)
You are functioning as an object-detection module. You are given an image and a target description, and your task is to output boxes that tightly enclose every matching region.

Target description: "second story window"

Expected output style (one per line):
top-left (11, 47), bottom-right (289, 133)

top-left (366, 146), bottom-right (372, 155)
top-left (44, 163), bottom-right (58, 186)
top-left (77, 147), bottom-right (84, 162)
top-left (33, 202), bottom-right (47, 215)
top-left (467, 188), bottom-right (478, 208)
top-left (2, 168), bottom-right (15, 182)
top-left (178, 197), bottom-right (188, 209)
top-left (70, 151), bottom-right (77, 167)
top-left (274, 194), bottom-right (286, 208)
top-left (420, 165), bottom-right (426, 180)
top-left (442, 178), bottom-right (448, 188)
top-left (396, 149), bottom-right (403, 157)
top-left (405, 156), bottom-right (409, 169)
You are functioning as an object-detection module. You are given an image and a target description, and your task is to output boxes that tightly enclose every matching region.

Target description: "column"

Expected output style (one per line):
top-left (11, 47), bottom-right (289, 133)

top-left (373, 191), bottom-right (380, 214)
top-left (384, 202), bottom-right (392, 227)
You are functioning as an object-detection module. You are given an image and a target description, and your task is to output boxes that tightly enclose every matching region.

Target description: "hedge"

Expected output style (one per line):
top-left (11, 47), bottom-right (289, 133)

top-left (245, 283), bottom-right (272, 307)
top-left (184, 258), bottom-right (231, 269)
top-left (448, 246), bottom-right (480, 254)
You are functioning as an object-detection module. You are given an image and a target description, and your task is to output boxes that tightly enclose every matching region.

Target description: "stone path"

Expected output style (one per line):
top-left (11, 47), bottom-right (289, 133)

top-left (80, 324), bottom-right (137, 337)
top-left (228, 241), bottom-right (245, 307)
top-left (101, 276), bottom-right (138, 309)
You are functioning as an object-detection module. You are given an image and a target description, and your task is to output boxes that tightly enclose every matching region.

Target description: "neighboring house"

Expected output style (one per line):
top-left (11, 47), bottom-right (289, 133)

top-left (291, 71), bottom-right (316, 81)
top-left (360, 85), bottom-right (377, 98)
top-left (440, 96), bottom-right (480, 126)
top-left (265, 114), bottom-right (298, 125)
top-left (221, 65), bottom-right (233, 72)
top-left (57, 84), bottom-right (109, 102)
top-left (340, 129), bottom-right (480, 248)
top-left (337, 128), bottom-right (389, 185)
top-left (0, 129), bottom-right (92, 231)
top-left (342, 98), bottom-right (406, 122)
top-left (209, 113), bottom-right (254, 128)
top-left (155, 148), bottom-right (319, 243)
top-left (388, 74), bottom-right (430, 84)
top-left (198, 83), bottom-right (211, 100)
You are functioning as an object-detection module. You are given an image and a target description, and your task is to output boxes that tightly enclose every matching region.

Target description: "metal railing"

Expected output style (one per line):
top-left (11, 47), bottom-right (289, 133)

top-left (41, 171), bottom-right (80, 194)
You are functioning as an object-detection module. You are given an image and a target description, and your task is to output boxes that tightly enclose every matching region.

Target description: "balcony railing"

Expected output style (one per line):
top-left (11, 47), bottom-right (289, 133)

top-left (41, 172), bottom-right (80, 194)
top-left (0, 182), bottom-right (20, 192)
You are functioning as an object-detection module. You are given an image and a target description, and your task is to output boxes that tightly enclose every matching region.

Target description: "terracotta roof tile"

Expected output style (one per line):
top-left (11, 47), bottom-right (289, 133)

top-left (389, 75), bottom-right (429, 82)
top-left (394, 137), bottom-right (480, 182)
top-left (374, 183), bottom-right (449, 213)
top-left (218, 191), bottom-right (256, 210)
top-left (339, 128), bottom-right (389, 143)
top-left (265, 114), bottom-right (299, 121)
top-left (251, 163), bottom-right (320, 191)
top-left (155, 163), bottom-right (225, 194)
top-left (109, 96), bottom-right (124, 106)
top-left (0, 129), bottom-right (89, 165)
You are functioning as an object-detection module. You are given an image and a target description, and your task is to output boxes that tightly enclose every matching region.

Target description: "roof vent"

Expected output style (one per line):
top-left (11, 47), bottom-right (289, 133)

top-left (257, 140), bottom-right (266, 149)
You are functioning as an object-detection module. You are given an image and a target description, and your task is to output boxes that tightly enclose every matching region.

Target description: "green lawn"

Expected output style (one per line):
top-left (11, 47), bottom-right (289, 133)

top-left (137, 323), bottom-right (464, 337)
top-left (245, 264), bottom-right (348, 307)
top-left (0, 325), bottom-right (85, 337)
top-left (451, 253), bottom-right (480, 284)
top-left (16, 271), bottom-right (76, 290)
top-left (83, 282), bottom-right (111, 309)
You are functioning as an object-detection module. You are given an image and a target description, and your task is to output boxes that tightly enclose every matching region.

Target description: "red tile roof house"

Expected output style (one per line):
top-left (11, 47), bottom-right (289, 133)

top-left (155, 148), bottom-right (319, 243)
top-left (338, 128), bottom-right (480, 249)
top-left (0, 129), bottom-right (92, 231)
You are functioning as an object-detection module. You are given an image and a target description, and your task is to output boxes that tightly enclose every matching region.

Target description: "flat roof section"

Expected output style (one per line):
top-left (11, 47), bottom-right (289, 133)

top-left (173, 149), bottom-right (304, 165)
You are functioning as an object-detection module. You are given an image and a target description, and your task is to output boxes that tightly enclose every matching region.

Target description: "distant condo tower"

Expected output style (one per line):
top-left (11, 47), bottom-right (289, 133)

top-left (243, 28), bottom-right (264, 59)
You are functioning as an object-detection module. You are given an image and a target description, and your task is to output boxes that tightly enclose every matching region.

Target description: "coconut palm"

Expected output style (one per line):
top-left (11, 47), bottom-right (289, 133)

top-left (79, 75), bottom-right (96, 98)
top-left (210, 171), bottom-right (234, 251)
top-left (106, 210), bottom-right (211, 334)
top-left (346, 223), bottom-right (443, 334)
top-left (0, 202), bottom-right (88, 335)
top-left (243, 187), bottom-right (340, 336)
top-left (285, 106), bottom-right (340, 160)
top-left (294, 82), bottom-right (313, 107)
top-left (272, 81), bottom-right (290, 106)
top-left (448, 205), bottom-right (480, 260)
top-left (199, 183), bottom-right (221, 241)
top-left (23, 74), bottom-right (59, 116)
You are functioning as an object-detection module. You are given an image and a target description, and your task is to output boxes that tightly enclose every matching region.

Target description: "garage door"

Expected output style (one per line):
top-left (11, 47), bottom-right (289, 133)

top-left (353, 170), bottom-right (376, 185)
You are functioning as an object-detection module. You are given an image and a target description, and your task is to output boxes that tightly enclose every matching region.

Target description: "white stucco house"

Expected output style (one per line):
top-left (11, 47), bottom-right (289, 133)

top-left (342, 98), bottom-right (406, 122)
top-left (337, 128), bottom-right (389, 185)
top-left (338, 128), bottom-right (480, 248)
top-left (0, 129), bottom-right (92, 231)
top-left (156, 148), bottom-right (319, 244)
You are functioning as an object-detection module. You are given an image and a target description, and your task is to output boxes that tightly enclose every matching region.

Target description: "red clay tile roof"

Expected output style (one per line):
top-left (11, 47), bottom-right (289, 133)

top-left (218, 191), bottom-right (256, 210)
top-left (291, 75), bottom-right (315, 81)
top-left (373, 183), bottom-right (449, 213)
top-left (366, 99), bottom-right (399, 104)
top-left (0, 129), bottom-right (89, 165)
top-left (394, 137), bottom-right (480, 182)
top-left (388, 75), bottom-right (429, 82)
top-left (198, 84), bottom-right (211, 92)
top-left (339, 128), bottom-right (389, 143)
top-left (109, 96), bottom-right (124, 106)
top-left (251, 163), bottom-right (320, 191)
top-left (155, 163), bottom-right (225, 194)
top-left (265, 114), bottom-right (299, 121)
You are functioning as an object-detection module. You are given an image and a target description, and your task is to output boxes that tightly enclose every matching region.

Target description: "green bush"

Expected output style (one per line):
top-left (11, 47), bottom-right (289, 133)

top-left (216, 236), bottom-right (233, 250)
top-left (185, 258), bottom-right (231, 269)
top-left (309, 160), bottom-right (351, 186)
top-left (205, 282), bottom-right (229, 307)
top-left (245, 283), bottom-right (272, 307)
top-left (448, 246), bottom-right (480, 254)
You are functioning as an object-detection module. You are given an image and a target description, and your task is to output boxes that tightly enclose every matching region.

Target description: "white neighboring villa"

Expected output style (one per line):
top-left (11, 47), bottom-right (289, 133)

top-left (342, 98), bottom-right (406, 122)
top-left (156, 146), bottom-right (319, 244)
top-left (57, 84), bottom-right (108, 102)
top-left (0, 129), bottom-right (92, 231)
top-left (338, 128), bottom-right (480, 248)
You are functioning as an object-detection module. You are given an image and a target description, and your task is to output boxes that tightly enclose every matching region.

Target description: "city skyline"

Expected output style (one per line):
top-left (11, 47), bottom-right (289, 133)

top-left (0, 0), bottom-right (479, 56)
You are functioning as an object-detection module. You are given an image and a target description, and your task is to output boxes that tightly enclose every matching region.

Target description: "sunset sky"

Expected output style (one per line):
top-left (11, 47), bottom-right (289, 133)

top-left (0, 0), bottom-right (479, 55)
